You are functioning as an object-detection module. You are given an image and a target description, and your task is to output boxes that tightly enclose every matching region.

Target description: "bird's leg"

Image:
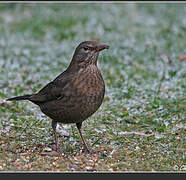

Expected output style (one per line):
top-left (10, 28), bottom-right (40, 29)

top-left (76, 122), bottom-right (90, 153)
top-left (52, 120), bottom-right (62, 153)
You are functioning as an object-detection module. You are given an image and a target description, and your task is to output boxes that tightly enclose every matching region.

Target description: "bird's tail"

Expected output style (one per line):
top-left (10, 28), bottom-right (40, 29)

top-left (7, 94), bottom-right (32, 101)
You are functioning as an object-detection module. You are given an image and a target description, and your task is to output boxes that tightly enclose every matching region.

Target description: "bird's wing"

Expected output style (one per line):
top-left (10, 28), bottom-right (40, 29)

top-left (29, 71), bottom-right (70, 103)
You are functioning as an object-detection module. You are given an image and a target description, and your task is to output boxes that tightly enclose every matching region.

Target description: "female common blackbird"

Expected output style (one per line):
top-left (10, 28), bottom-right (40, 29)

top-left (7, 41), bottom-right (109, 153)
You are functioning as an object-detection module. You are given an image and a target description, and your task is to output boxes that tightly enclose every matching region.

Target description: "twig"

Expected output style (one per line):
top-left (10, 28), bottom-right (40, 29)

top-left (119, 131), bottom-right (153, 137)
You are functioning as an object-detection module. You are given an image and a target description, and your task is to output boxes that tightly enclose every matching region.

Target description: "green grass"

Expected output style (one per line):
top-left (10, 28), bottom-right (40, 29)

top-left (0, 3), bottom-right (186, 171)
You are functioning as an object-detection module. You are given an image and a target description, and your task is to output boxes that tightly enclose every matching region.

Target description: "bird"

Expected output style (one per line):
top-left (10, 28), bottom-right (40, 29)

top-left (7, 41), bottom-right (109, 153)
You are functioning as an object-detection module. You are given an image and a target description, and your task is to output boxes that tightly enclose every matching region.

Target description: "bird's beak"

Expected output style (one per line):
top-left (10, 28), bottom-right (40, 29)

top-left (95, 44), bottom-right (110, 52)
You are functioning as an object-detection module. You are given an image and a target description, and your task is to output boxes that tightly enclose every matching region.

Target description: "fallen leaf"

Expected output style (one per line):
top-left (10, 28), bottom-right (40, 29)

top-left (40, 151), bottom-right (61, 157)
top-left (179, 54), bottom-right (186, 62)
top-left (91, 37), bottom-right (100, 43)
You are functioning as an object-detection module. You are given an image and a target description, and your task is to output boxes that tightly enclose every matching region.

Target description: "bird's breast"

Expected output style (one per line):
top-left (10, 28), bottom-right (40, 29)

top-left (40, 65), bottom-right (105, 123)
top-left (71, 65), bottom-right (105, 97)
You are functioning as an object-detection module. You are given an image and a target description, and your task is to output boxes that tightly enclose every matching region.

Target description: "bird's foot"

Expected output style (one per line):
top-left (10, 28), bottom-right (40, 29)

top-left (56, 147), bottom-right (63, 154)
top-left (49, 142), bottom-right (63, 155)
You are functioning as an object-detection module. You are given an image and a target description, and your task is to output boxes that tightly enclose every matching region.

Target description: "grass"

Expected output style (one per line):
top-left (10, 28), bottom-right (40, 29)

top-left (0, 3), bottom-right (185, 172)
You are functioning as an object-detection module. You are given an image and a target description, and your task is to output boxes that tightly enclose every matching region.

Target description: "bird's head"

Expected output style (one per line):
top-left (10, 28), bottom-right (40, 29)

top-left (69, 41), bottom-right (109, 69)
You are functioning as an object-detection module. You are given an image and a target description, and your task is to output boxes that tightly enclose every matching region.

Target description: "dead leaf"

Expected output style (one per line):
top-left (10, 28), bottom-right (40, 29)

top-left (179, 54), bottom-right (186, 62)
top-left (91, 37), bottom-right (100, 43)
top-left (40, 151), bottom-right (61, 157)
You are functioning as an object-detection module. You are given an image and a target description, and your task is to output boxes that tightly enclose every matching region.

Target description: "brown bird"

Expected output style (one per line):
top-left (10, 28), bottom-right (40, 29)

top-left (7, 41), bottom-right (109, 153)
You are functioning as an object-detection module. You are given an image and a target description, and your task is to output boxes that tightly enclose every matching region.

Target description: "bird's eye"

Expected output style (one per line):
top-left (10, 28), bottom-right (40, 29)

top-left (83, 47), bottom-right (89, 51)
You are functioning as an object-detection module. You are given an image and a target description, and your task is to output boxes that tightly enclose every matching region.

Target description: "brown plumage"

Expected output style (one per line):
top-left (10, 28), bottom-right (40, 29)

top-left (7, 41), bottom-right (109, 153)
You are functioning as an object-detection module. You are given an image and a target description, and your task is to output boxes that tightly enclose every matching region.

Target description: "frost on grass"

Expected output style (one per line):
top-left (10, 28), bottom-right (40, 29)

top-left (0, 3), bottom-right (185, 171)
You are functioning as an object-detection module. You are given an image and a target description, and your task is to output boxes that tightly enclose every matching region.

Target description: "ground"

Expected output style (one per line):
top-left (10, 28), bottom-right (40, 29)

top-left (0, 3), bottom-right (185, 172)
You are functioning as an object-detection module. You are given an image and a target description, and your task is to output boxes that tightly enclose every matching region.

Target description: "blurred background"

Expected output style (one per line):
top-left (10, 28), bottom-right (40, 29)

top-left (0, 3), bottom-right (185, 171)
